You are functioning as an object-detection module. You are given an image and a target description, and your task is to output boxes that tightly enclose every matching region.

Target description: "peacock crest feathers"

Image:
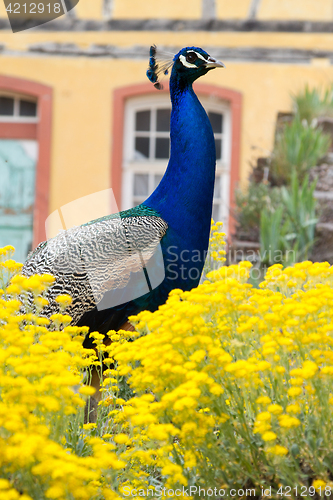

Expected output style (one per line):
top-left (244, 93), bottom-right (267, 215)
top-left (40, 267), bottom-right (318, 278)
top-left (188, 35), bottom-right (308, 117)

top-left (146, 45), bottom-right (174, 90)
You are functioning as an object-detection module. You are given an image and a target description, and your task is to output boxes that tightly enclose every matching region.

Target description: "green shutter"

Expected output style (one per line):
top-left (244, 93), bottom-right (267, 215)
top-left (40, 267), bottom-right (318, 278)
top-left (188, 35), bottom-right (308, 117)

top-left (0, 140), bottom-right (36, 263)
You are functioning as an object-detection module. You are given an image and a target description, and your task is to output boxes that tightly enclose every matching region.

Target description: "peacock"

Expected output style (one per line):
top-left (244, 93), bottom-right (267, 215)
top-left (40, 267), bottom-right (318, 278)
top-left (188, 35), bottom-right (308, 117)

top-left (22, 46), bottom-right (225, 416)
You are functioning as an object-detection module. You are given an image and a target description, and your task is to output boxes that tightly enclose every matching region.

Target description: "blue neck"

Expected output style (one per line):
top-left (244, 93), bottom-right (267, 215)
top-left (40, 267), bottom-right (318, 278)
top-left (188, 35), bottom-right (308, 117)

top-left (144, 72), bottom-right (216, 251)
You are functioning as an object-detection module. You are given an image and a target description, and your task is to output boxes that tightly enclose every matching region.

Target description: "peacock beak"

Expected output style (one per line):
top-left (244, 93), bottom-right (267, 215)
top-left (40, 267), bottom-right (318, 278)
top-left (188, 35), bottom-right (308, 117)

top-left (205, 56), bottom-right (226, 69)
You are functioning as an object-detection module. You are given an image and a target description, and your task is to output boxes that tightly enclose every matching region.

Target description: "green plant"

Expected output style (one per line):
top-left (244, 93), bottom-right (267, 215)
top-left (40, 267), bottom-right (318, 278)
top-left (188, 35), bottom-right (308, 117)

top-left (293, 84), bottom-right (333, 122)
top-left (259, 171), bottom-right (317, 266)
top-left (259, 205), bottom-right (287, 265)
top-left (235, 182), bottom-right (283, 238)
top-left (281, 170), bottom-right (318, 264)
top-left (271, 116), bottom-right (330, 184)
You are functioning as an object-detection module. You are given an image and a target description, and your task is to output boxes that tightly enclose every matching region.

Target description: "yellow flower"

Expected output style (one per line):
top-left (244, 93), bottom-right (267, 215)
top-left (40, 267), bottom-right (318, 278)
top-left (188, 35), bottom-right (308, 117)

top-left (266, 445), bottom-right (288, 456)
top-left (22, 275), bottom-right (45, 294)
top-left (312, 480), bottom-right (326, 491)
top-left (254, 422), bottom-right (272, 434)
top-left (79, 386), bottom-right (96, 396)
top-left (2, 259), bottom-right (22, 272)
top-left (262, 431), bottom-right (277, 442)
top-left (256, 396), bottom-right (271, 406)
top-left (286, 404), bottom-right (301, 414)
top-left (50, 313), bottom-right (72, 324)
top-left (0, 479), bottom-right (11, 490)
top-left (114, 434), bottom-right (129, 444)
top-left (1, 244), bottom-right (15, 254)
top-left (3, 255), bottom-right (333, 493)
top-left (256, 412), bottom-right (272, 422)
top-left (321, 366), bottom-right (333, 375)
top-left (55, 294), bottom-right (72, 307)
top-left (267, 404), bottom-right (283, 415)
top-left (39, 273), bottom-right (56, 285)
top-left (290, 377), bottom-right (304, 386)
top-left (46, 485), bottom-right (66, 498)
top-left (35, 297), bottom-right (49, 309)
top-left (278, 415), bottom-right (301, 428)
top-left (287, 387), bottom-right (303, 397)
top-left (83, 423), bottom-right (97, 430)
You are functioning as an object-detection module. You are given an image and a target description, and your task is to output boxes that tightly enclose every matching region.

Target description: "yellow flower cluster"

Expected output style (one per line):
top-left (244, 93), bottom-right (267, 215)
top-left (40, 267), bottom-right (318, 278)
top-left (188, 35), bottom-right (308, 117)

top-left (209, 220), bottom-right (226, 263)
top-left (101, 260), bottom-right (333, 493)
top-left (202, 220), bottom-right (226, 278)
top-left (2, 240), bottom-right (333, 496)
top-left (0, 246), bottom-right (125, 500)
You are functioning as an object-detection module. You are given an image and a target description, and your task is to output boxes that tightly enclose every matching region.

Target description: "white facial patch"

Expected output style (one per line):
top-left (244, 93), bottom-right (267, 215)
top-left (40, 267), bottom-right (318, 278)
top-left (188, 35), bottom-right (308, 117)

top-left (179, 51), bottom-right (208, 69)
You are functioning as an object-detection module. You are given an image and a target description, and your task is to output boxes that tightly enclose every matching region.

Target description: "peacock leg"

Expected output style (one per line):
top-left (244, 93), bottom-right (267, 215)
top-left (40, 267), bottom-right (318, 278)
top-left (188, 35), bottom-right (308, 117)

top-left (84, 366), bottom-right (103, 423)
top-left (84, 321), bottom-right (135, 423)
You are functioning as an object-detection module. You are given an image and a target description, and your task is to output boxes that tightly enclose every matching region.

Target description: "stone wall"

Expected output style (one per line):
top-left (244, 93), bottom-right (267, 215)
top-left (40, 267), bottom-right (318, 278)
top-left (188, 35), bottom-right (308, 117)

top-left (310, 157), bottom-right (333, 263)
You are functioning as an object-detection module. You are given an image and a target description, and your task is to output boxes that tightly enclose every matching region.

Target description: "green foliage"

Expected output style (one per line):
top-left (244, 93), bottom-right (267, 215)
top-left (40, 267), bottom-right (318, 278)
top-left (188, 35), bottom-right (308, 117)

top-left (260, 205), bottom-right (286, 265)
top-left (235, 182), bottom-right (283, 237)
top-left (259, 171), bottom-right (317, 266)
top-left (271, 116), bottom-right (330, 185)
top-left (280, 170), bottom-right (318, 264)
top-left (293, 84), bottom-right (333, 122)
top-left (236, 84), bottom-right (326, 275)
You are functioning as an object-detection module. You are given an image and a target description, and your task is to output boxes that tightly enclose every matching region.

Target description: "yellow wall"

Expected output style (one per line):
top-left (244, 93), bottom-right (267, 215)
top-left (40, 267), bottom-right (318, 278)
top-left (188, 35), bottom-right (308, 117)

top-left (64, 0), bottom-right (333, 21)
top-left (56, 0), bottom-right (333, 21)
top-left (3, 0), bottom-right (332, 21)
top-left (2, 0), bottom-right (333, 21)
top-left (216, 0), bottom-right (251, 20)
top-left (258, 0), bottom-right (333, 21)
top-left (74, 0), bottom-right (104, 19)
top-left (112, 0), bottom-right (202, 20)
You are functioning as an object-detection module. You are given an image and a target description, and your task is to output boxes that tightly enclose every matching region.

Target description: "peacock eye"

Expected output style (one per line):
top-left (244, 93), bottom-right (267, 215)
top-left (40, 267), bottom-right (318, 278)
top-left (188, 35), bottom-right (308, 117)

top-left (186, 52), bottom-right (198, 64)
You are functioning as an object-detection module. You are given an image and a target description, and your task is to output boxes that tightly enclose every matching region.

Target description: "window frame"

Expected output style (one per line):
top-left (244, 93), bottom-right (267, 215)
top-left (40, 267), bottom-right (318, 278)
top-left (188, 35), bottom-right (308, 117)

top-left (0, 75), bottom-right (52, 247)
top-left (122, 91), bottom-right (233, 232)
top-left (0, 91), bottom-right (38, 123)
top-left (112, 82), bottom-right (242, 240)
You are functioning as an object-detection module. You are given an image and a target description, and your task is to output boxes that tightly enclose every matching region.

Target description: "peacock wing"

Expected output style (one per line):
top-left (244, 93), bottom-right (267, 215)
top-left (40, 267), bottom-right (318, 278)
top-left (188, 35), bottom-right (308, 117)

top-left (23, 207), bottom-right (168, 323)
top-left (78, 213), bottom-right (168, 310)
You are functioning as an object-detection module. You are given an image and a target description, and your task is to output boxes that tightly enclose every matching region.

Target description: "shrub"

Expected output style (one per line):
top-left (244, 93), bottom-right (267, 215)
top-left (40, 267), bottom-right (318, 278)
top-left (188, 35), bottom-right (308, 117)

top-left (280, 170), bottom-right (318, 263)
top-left (293, 84), bottom-right (333, 123)
top-left (4, 244), bottom-right (333, 498)
top-left (104, 261), bottom-right (333, 497)
top-left (271, 116), bottom-right (330, 185)
top-left (0, 246), bottom-right (125, 500)
top-left (260, 171), bottom-right (318, 266)
top-left (202, 220), bottom-right (226, 277)
top-left (235, 182), bottom-right (283, 240)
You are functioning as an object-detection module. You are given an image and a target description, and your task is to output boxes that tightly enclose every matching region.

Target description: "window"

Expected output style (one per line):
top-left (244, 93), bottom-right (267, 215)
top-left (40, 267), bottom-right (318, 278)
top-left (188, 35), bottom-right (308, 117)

top-left (0, 93), bottom-right (38, 121)
top-left (122, 94), bottom-right (231, 233)
top-left (134, 108), bottom-right (171, 160)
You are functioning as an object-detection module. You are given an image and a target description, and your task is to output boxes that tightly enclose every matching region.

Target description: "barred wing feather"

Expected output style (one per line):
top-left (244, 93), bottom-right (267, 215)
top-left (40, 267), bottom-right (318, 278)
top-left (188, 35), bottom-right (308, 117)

top-left (23, 213), bottom-right (168, 324)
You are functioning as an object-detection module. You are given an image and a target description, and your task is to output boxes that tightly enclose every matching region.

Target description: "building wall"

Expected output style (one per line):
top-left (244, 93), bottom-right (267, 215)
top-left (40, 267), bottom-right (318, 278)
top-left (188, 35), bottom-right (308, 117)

top-left (0, 0), bottom-right (333, 245)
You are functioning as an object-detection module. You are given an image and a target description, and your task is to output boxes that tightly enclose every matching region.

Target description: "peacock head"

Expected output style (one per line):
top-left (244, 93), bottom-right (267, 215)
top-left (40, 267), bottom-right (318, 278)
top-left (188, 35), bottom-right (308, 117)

top-left (147, 45), bottom-right (225, 90)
